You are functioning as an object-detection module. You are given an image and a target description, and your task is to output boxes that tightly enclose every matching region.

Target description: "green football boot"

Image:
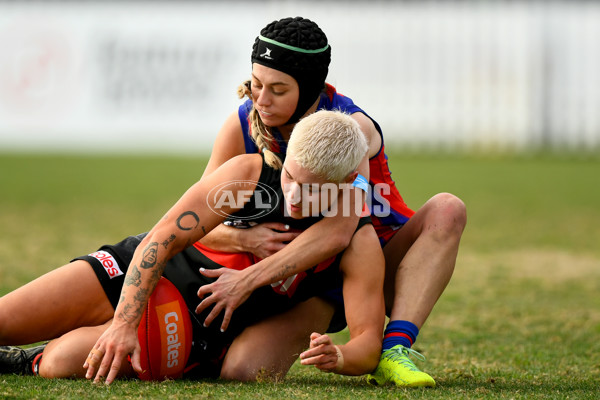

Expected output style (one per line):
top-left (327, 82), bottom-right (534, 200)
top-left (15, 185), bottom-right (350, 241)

top-left (367, 344), bottom-right (435, 388)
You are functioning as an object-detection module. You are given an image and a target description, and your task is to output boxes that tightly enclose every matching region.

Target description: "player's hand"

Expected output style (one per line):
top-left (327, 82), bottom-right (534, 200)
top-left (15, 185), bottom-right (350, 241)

top-left (299, 332), bottom-right (344, 373)
top-left (83, 320), bottom-right (142, 385)
top-left (195, 267), bottom-right (252, 332)
top-left (239, 222), bottom-right (300, 259)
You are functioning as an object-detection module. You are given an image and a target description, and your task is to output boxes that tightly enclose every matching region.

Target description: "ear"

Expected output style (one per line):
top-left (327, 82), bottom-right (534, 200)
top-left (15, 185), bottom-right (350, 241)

top-left (344, 170), bottom-right (359, 184)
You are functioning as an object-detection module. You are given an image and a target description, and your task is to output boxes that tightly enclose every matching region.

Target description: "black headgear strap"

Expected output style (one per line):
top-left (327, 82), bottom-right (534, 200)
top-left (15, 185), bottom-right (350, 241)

top-left (251, 35), bottom-right (330, 125)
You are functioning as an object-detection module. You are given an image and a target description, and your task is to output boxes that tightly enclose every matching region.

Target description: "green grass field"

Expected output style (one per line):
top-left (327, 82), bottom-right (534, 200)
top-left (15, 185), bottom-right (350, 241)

top-left (1, 151), bottom-right (599, 399)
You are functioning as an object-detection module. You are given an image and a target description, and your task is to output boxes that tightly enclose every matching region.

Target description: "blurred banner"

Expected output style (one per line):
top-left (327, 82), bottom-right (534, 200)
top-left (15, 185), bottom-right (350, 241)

top-left (0, 1), bottom-right (599, 154)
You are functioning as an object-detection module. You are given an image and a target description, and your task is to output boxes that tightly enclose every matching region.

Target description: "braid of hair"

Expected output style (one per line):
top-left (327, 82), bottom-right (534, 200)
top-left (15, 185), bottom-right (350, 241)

top-left (237, 80), bottom-right (283, 170)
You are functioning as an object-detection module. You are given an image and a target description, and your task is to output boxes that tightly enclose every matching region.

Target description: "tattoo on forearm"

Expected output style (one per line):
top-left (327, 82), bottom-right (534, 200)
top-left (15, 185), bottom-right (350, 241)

top-left (176, 211), bottom-right (200, 231)
top-left (124, 265), bottom-right (142, 287)
top-left (140, 242), bottom-right (159, 269)
top-left (151, 267), bottom-right (163, 283)
top-left (118, 253), bottom-right (167, 324)
top-left (272, 264), bottom-right (296, 282)
top-left (162, 234), bottom-right (176, 248)
top-left (134, 288), bottom-right (150, 304)
top-left (120, 299), bottom-right (145, 323)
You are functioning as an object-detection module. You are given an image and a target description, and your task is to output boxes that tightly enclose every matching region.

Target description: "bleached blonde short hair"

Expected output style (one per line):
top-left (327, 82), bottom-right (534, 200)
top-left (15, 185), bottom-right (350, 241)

top-left (287, 110), bottom-right (368, 182)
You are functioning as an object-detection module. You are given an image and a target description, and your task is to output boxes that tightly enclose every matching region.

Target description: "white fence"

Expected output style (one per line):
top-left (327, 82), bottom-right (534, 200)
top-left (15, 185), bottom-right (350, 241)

top-left (0, 1), bottom-right (599, 154)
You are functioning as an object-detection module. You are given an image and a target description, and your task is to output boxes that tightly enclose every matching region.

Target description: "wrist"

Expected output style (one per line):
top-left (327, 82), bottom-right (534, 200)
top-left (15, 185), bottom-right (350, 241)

top-left (114, 297), bottom-right (145, 328)
top-left (232, 227), bottom-right (250, 253)
top-left (242, 261), bottom-right (268, 291)
top-left (113, 312), bottom-right (140, 330)
top-left (334, 345), bottom-right (344, 372)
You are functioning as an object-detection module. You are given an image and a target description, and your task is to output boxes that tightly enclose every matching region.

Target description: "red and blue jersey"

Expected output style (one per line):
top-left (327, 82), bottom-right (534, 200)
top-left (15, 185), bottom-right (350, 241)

top-left (238, 84), bottom-right (414, 245)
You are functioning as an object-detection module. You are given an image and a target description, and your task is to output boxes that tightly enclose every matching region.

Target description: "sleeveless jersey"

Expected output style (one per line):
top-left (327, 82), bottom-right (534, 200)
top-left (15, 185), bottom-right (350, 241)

top-left (238, 84), bottom-right (414, 244)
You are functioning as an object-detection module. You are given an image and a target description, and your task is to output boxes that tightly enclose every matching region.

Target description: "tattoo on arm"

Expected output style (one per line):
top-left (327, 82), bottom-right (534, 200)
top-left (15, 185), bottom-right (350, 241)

top-left (124, 265), bottom-right (142, 287)
top-left (162, 234), bottom-right (176, 249)
top-left (134, 288), bottom-right (150, 304)
top-left (117, 248), bottom-right (168, 324)
top-left (272, 264), bottom-right (296, 282)
top-left (140, 242), bottom-right (159, 269)
top-left (176, 211), bottom-right (200, 231)
top-left (120, 292), bottom-right (146, 323)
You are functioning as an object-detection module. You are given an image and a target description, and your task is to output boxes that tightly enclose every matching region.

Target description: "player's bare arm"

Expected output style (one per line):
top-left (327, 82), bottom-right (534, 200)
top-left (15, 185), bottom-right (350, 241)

top-left (299, 224), bottom-right (385, 375)
top-left (351, 112), bottom-right (381, 159)
top-left (201, 111), bottom-right (247, 178)
top-left (84, 154), bottom-right (262, 385)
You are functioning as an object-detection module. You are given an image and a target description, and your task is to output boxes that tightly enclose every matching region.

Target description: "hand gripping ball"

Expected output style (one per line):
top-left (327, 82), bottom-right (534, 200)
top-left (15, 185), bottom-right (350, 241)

top-left (137, 277), bottom-right (193, 380)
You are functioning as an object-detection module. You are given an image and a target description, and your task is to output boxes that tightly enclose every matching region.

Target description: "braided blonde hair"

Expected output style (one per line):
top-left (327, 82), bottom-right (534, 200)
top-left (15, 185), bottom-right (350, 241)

top-left (237, 80), bottom-right (283, 169)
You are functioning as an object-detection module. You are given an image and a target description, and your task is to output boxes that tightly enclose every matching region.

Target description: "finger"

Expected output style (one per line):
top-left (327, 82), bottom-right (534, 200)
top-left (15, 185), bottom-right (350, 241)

top-left (84, 348), bottom-right (105, 379)
top-left (195, 293), bottom-right (217, 315)
top-left (310, 334), bottom-right (331, 347)
top-left (302, 354), bottom-right (338, 372)
top-left (262, 222), bottom-right (290, 231)
top-left (130, 347), bottom-right (143, 374)
top-left (300, 344), bottom-right (328, 360)
top-left (85, 362), bottom-right (97, 380)
top-left (277, 232), bottom-right (301, 242)
top-left (300, 353), bottom-right (332, 366)
top-left (202, 302), bottom-right (225, 328)
top-left (219, 307), bottom-right (234, 333)
top-left (198, 267), bottom-right (224, 278)
top-left (93, 349), bottom-right (114, 384)
top-left (104, 356), bottom-right (123, 385)
top-left (197, 283), bottom-right (214, 300)
top-left (300, 347), bottom-right (321, 360)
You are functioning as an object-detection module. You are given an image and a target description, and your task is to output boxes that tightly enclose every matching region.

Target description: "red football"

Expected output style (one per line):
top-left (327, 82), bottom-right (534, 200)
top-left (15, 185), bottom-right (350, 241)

top-left (137, 277), bottom-right (193, 381)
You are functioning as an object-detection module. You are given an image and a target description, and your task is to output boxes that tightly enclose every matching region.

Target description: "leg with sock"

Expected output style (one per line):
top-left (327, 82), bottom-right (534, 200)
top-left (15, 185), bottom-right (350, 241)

top-left (367, 320), bottom-right (435, 387)
top-left (382, 320), bottom-right (419, 350)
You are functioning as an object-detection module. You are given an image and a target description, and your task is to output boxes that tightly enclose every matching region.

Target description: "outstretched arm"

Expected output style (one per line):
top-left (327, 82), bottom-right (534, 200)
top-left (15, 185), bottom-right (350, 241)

top-left (83, 154), bottom-right (262, 385)
top-left (299, 224), bottom-right (385, 375)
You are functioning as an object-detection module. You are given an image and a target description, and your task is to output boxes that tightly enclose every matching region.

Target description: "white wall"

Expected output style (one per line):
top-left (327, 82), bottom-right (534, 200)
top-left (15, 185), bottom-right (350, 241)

top-left (0, 1), bottom-right (599, 154)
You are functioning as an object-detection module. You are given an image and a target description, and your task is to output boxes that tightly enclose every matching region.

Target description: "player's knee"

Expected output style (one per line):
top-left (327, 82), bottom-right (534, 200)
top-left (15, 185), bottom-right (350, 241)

top-left (37, 347), bottom-right (80, 379)
top-left (428, 193), bottom-right (467, 239)
top-left (220, 356), bottom-right (260, 381)
top-left (220, 349), bottom-right (287, 382)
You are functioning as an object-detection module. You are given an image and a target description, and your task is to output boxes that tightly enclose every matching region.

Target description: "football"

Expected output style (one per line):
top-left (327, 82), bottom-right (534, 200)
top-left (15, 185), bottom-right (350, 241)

top-left (137, 277), bottom-right (193, 381)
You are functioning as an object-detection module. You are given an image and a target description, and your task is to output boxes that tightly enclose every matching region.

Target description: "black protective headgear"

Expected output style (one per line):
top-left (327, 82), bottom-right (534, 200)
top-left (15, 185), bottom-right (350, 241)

top-left (251, 17), bottom-right (331, 125)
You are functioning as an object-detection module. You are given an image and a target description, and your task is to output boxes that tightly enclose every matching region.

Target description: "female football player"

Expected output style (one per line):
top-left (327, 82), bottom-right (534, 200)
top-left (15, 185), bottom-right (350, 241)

top-left (189, 16), bottom-right (466, 387)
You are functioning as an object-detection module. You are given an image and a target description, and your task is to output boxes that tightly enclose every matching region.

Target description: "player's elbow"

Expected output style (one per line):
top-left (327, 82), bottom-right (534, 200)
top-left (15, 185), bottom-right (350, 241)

top-left (355, 340), bottom-right (383, 376)
top-left (364, 344), bottom-right (383, 374)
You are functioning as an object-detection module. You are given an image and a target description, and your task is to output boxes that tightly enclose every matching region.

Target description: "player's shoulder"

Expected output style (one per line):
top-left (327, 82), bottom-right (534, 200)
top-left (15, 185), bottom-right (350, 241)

top-left (350, 112), bottom-right (381, 154)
